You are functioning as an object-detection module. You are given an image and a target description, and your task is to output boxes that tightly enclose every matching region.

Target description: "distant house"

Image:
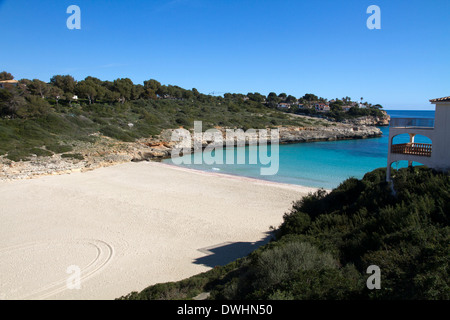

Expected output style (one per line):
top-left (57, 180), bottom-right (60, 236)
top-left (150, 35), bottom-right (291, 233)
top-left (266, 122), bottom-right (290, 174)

top-left (72, 95), bottom-right (79, 100)
top-left (277, 102), bottom-right (291, 109)
top-left (297, 104), bottom-right (304, 109)
top-left (342, 105), bottom-right (352, 112)
top-left (0, 80), bottom-right (19, 89)
top-left (314, 103), bottom-right (330, 112)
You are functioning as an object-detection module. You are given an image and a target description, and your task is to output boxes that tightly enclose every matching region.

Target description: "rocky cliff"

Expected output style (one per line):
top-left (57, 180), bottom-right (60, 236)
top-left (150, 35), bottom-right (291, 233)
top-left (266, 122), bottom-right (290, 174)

top-left (341, 111), bottom-right (390, 126)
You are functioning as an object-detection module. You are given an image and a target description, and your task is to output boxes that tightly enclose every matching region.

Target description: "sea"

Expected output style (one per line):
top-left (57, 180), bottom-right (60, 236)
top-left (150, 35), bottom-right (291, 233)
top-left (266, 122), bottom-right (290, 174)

top-left (162, 110), bottom-right (435, 189)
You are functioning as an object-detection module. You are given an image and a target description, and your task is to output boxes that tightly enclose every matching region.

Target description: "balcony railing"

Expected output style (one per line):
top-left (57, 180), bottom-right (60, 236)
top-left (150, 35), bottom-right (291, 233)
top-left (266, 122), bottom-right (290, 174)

top-left (389, 118), bottom-right (435, 128)
top-left (391, 143), bottom-right (432, 157)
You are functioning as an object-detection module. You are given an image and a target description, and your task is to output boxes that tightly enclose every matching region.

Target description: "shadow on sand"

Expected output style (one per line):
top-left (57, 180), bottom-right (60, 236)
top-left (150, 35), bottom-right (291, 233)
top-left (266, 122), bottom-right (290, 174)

top-left (194, 232), bottom-right (274, 268)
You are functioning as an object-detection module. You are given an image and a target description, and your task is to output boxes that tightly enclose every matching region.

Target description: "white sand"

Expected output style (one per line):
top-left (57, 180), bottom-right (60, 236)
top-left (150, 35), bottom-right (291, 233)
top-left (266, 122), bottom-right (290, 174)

top-left (0, 161), bottom-right (318, 300)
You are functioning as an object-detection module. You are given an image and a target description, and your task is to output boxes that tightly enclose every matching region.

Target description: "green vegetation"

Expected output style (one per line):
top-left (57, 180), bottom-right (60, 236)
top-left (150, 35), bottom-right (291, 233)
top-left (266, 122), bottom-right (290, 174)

top-left (119, 167), bottom-right (449, 300)
top-left (0, 72), bottom-right (335, 162)
top-left (0, 71), bottom-right (385, 162)
top-left (288, 96), bottom-right (386, 122)
top-left (61, 153), bottom-right (84, 161)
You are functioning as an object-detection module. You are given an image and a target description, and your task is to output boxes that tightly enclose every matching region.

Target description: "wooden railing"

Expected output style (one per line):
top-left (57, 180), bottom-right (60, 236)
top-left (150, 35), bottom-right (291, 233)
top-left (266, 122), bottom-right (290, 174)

top-left (391, 143), bottom-right (432, 157)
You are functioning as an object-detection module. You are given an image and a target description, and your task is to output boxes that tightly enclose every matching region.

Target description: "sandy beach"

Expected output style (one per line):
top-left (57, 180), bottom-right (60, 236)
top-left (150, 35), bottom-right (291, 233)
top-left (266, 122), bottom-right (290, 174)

top-left (0, 161), bottom-right (317, 300)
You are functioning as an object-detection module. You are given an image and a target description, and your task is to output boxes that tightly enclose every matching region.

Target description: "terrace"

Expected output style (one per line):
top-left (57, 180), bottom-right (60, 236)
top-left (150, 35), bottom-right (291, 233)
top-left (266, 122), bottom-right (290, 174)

top-left (389, 117), bottom-right (434, 129)
top-left (391, 142), bottom-right (432, 157)
top-left (387, 96), bottom-right (450, 182)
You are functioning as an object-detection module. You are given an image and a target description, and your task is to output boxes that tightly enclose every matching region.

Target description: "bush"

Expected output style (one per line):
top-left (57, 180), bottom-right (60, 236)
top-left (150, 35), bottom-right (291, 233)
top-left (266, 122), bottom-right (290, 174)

top-left (250, 241), bottom-right (337, 292)
top-left (46, 144), bottom-right (73, 154)
top-left (100, 125), bottom-right (136, 142)
top-left (61, 153), bottom-right (84, 160)
top-left (120, 167), bottom-right (450, 300)
top-left (16, 96), bottom-right (51, 118)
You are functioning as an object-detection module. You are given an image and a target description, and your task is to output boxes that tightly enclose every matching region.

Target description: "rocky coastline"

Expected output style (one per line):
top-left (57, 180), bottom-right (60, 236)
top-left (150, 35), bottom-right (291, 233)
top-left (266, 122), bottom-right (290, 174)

top-left (0, 119), bottom-right (384, 181)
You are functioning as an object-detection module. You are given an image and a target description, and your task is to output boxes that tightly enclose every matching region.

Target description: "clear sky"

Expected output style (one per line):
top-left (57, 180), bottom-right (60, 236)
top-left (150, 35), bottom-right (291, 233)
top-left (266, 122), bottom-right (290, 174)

top-left (1, 0), bottom-right (449, 109)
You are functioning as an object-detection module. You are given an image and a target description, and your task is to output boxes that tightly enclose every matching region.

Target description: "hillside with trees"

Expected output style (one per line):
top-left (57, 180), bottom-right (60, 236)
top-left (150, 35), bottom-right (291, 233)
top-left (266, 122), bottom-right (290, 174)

top-left (0, 71), bottom-right (385, 162)
top-left (120, 166), bottom-right (449, 300)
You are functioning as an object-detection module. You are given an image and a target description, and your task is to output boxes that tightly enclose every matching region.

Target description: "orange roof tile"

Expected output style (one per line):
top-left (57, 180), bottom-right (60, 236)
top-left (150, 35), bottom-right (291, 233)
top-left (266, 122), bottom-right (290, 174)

top-left (430, 96), bottom-right (450, 102)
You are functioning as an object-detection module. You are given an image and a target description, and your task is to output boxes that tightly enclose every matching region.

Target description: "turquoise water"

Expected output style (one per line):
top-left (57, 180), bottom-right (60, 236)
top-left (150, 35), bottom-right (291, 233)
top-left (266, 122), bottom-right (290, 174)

top-left (163, 110), bottom-right (435, 189)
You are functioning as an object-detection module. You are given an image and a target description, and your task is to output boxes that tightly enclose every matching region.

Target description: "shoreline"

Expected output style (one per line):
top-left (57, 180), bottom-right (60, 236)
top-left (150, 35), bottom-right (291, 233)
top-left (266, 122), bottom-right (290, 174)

top-left (0, 123), bottom-right (382, 182)
top-left (149, 161), bottom-right (325, 193)
top-left (0, 161), bottom-right (319, 300)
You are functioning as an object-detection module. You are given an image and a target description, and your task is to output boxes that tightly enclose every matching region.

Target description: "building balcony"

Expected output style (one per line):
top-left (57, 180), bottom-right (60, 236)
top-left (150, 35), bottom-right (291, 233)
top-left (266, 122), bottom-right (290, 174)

top-left (391, 143), bottom-right (432, 157)
top-left (389, 118), bottom-right (435, 129)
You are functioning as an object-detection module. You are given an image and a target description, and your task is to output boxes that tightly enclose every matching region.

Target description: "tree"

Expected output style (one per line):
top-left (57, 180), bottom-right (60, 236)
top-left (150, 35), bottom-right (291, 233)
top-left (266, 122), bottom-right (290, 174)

top-left (302, 93), bottom-right (318, 102)
top-left (143, 79), bottom-right (161, 91)
top-left (0, 71), bottom-right (14, 80)
top-left (28, 79), bottom-right (49, 98)
top-left (267, 92), bottom-right (279, 101)
top-left (132, 84), bottom-right (144, 100)
top-left (0, 88), bottom-right (26, 118)
top-left (84, 76), bottom-right (103, 86)
top-left (223, 93), bottom-right (233, 100)
top-left (286, 95), bottom-right (297, 104)
top-left (182, 90), bottom-right (194, 100)
top-left (104, 89), bottom-right (120, 103)
top-left (64, 92), bottom-right (75, 107)
top-left (142, 88), bottom-right (157, 100)
top-left (113, 78), bottom-right (134, 103)
top-left (17, 95), bottom-right (51, 118)
top-left (50, 75), bottom-right (76, 93)
top-left (247, 92), bottom-right (265, 103)
top-left (267, 92), bottom-right (280, 108)
top-left (342, 96), bottom-right (352, 104)
top-left (49, 86), bottom-right (64, 106)
top-left (330, 99), bottom-right (344, 112)
top-left (192, 88), bottom-right (200, 98)
top-left (76, 80), bottom-right (97, 104)
top-left (278, 93), bottom-right (287, 100)
top-left (156, 85), bottom-right (169, 98)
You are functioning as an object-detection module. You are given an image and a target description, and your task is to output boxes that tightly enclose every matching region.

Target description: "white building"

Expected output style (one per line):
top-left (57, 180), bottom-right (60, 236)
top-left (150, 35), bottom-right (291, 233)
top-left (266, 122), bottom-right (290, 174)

top-left (0, 80), bottom-right (19, 89)
top-left (386, 96), bottom-right (450, 181)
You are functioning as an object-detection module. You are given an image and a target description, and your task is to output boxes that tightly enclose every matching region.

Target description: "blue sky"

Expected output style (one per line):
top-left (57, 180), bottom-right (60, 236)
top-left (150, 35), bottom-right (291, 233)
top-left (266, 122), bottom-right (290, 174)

top-left (1, 0), bottom-right (449, 109)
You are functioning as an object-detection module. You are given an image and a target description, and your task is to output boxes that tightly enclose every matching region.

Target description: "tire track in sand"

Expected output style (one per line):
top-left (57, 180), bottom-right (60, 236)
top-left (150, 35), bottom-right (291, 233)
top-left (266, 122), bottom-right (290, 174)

top-left (0, 239), bottom-right (114, 300)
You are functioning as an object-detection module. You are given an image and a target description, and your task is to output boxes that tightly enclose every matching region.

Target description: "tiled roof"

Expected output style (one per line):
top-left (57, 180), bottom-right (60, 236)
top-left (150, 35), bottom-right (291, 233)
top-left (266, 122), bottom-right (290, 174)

top-left (430, 96), bottom-right (450, 102)
top-left (0, 80), bottom-right (19, 83)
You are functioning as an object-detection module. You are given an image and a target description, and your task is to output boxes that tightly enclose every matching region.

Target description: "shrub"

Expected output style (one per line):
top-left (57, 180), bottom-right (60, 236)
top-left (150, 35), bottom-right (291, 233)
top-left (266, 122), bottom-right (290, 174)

top-left (16, 96), bottom-right (51, 118)
top-left (61, 153), bottom-right (84, 160)
top-left (46, 144), bottom-right (73, 154)
top-left (250, 241), bottom-right (337, 292)
top-left (100, 125), bottom-right (136, 142)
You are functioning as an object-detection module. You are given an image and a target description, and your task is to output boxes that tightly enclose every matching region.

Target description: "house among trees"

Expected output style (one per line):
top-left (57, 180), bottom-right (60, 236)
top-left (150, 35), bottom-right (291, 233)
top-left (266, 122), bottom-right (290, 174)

top-left (277, 102), bottom-right (292, 109)
top-left (314, 102), bottom-right (330, 112)
top-left (0, 80), bottom-right (19, 89)
top-left (342, 105), bottom-right (352, 112)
